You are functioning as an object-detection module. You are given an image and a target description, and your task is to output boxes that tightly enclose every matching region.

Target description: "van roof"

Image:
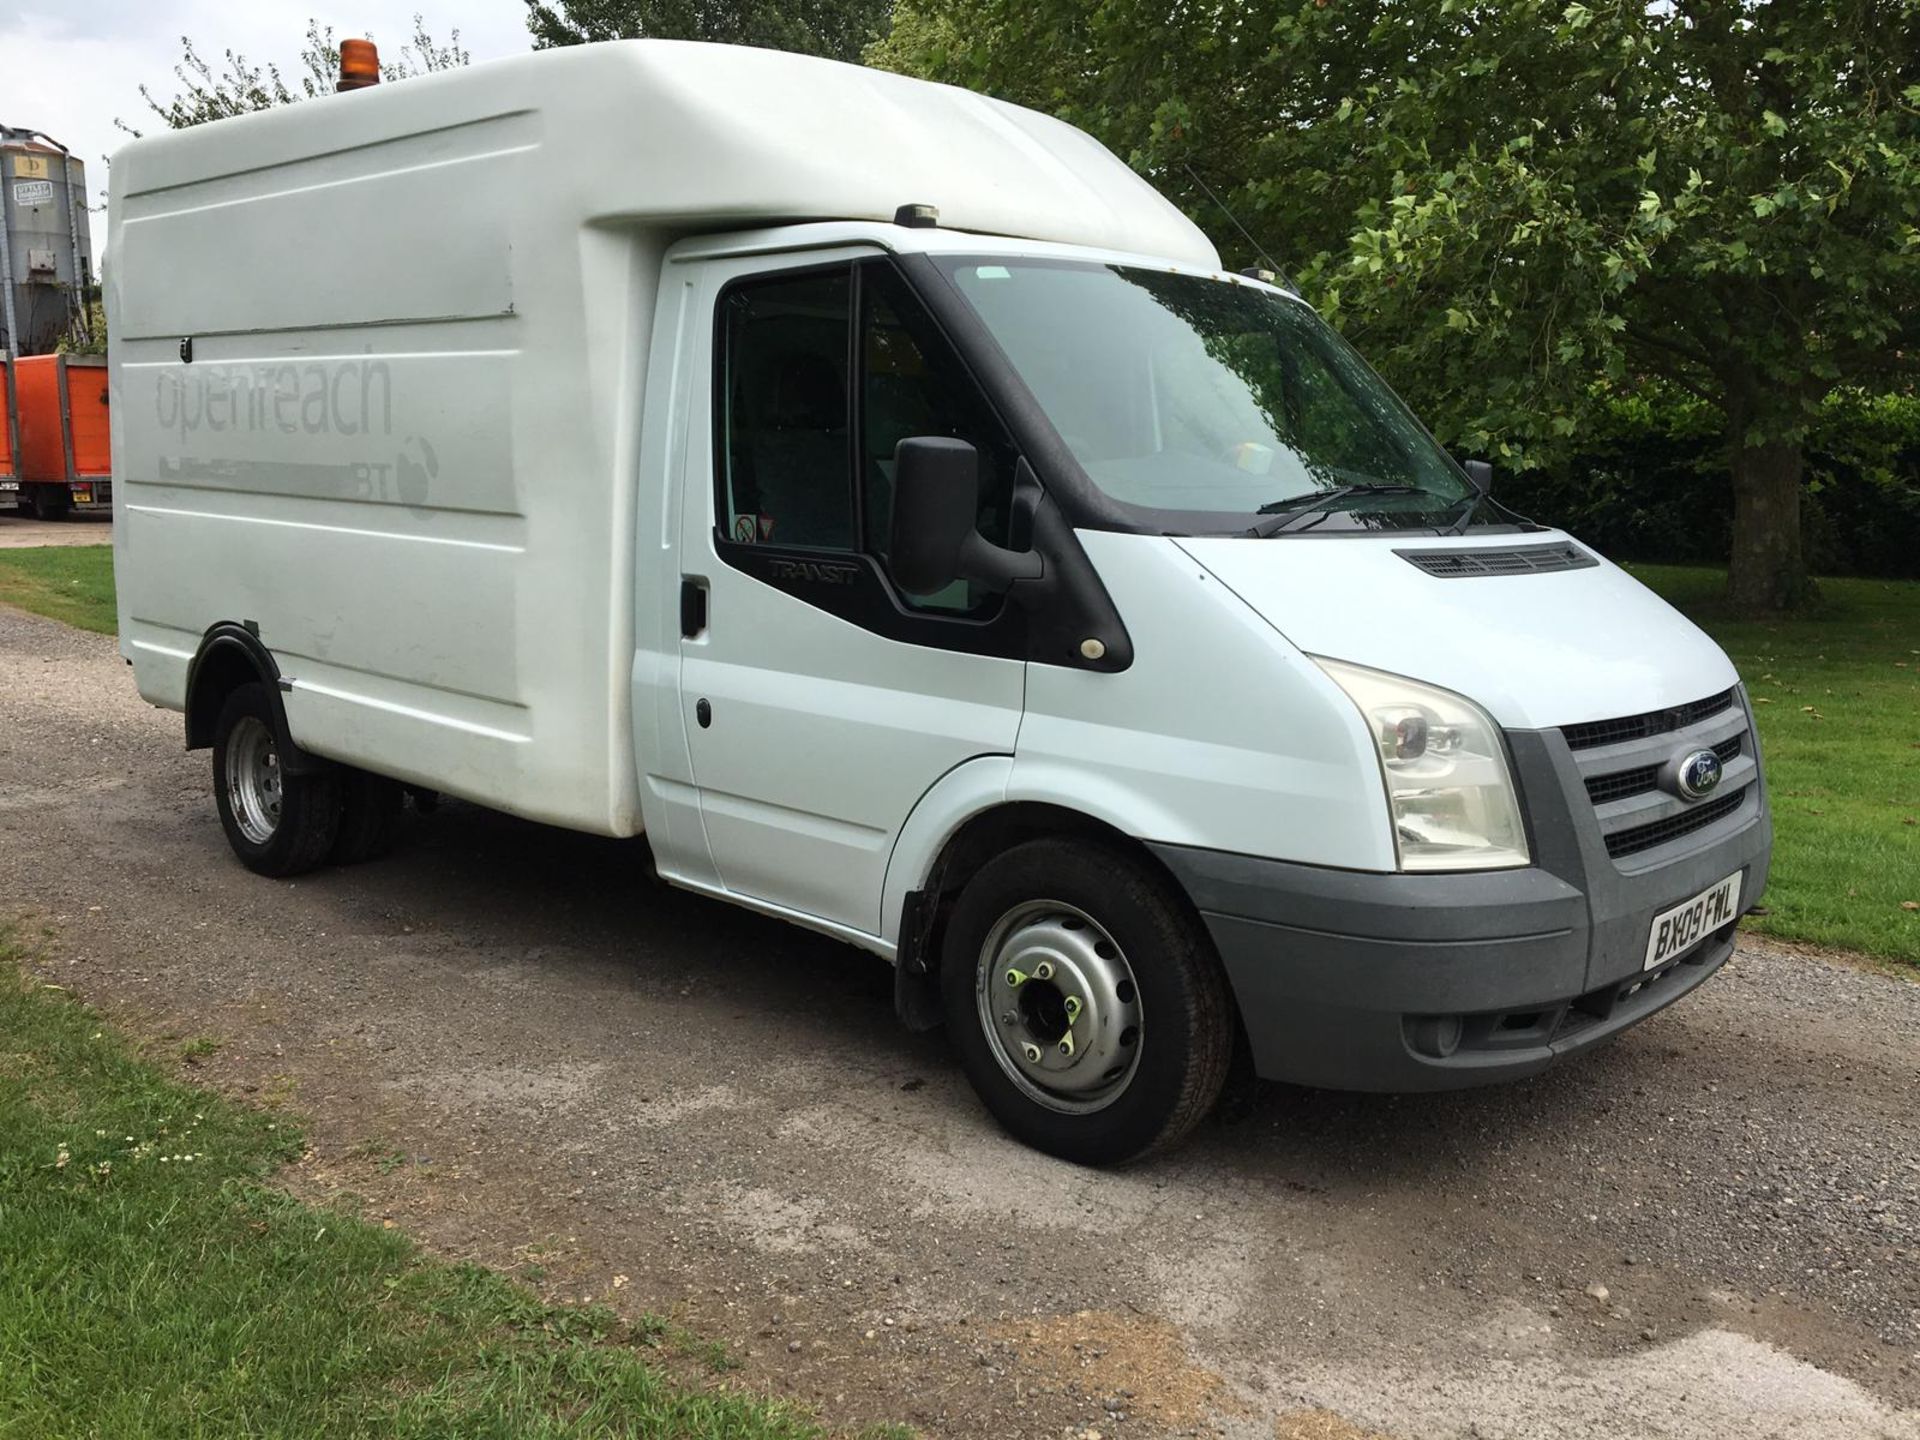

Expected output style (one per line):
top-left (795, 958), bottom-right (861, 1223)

top-left (109, 40), bottom-right (1219, 268)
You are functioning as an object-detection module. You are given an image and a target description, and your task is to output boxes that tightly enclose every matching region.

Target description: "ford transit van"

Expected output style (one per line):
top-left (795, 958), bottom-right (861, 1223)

top-left (107, 41), bottom-right (1771, 1162)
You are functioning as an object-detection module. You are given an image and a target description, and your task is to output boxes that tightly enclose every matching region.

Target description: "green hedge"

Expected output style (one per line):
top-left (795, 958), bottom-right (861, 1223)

top-left (1493, 390), bottom-right (1920, 579)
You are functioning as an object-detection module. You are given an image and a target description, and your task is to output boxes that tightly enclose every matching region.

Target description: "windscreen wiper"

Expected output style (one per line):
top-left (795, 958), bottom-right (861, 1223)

top-left (1442, 487), bottom-right (1506, 535)
top-left (1244, 484), bottom-right (1424, 538)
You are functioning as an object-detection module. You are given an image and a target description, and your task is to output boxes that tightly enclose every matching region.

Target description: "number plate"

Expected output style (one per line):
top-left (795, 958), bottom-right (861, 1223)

top-left (1644, 871), bottom-right (1741, 971)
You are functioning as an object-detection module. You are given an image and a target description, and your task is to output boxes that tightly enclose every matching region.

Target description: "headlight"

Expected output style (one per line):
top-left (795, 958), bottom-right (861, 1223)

top-left (1313, 658), bottom-right (1530, 872)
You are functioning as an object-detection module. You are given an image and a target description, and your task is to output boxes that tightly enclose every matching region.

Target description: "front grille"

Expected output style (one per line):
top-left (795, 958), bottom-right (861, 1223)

top-left (1562, 689), bottom-right (1735, 751)
top-left (1398, 543), bottom-right (1599, 578)
top-left (1582, 733), bottom-right (1743, 806)
top-left (1560, 689), bottom-right (1756, 867)
top-left (1604, 786), bottom-right (1748, 859)
top-left (1585, 764), bottom-right (1660, 806)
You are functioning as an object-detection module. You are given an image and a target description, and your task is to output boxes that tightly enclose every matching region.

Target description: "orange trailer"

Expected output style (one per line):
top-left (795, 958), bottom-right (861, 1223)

top-left (13, 353), bottom-right (110, 518)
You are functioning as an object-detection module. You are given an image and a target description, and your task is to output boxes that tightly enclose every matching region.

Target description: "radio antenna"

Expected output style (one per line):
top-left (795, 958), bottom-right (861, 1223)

top-left (1182, 162), bottom-right (1293, 291)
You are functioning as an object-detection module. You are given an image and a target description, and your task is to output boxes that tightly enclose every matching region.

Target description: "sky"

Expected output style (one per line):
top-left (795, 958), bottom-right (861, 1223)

top-left (0, 0), bottom-right (534, 215)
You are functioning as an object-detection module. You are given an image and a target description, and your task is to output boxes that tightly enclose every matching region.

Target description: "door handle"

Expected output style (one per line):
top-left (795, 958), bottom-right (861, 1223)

top-left (680, 577), bottom-right (708, 638)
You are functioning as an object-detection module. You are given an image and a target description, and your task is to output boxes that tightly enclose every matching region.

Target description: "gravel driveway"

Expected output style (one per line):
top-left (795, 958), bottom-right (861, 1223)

top-left (3, 603), bottom-right (1916, 1440)
top-left (0, 510), bottom-right (112, 547)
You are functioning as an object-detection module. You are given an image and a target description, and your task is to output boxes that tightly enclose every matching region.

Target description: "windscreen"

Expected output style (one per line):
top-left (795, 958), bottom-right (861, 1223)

top-left (941, 259), bottom-right (1474, 529)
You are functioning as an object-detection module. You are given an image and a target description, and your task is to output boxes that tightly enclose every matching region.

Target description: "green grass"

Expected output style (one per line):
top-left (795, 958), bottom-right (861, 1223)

top-left (1624, 565), bottom-right (1920, 965)
top-left (0, 940), bottom-right (844, 1439)
top-left (0, 544), bottom-right (115, 634)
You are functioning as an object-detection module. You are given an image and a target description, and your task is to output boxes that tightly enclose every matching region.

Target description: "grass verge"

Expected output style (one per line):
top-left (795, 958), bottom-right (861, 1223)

top-left (0, 938), bottom-right (839, 1439)
top-left (0, 544), bottom-right (115, 634)
top-left (1626, 566), bottom-right (1920, 965)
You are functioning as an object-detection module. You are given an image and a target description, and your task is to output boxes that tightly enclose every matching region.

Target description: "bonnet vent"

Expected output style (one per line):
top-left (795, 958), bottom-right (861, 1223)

top-left (1396, 543), bottom-right (1599, 578)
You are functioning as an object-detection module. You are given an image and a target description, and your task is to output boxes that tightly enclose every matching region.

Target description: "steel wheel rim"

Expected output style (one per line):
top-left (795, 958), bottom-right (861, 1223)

top-left (975, 899), bottom-right (1144, 1115)
top-left (225, 715), bottom-right (282, 845)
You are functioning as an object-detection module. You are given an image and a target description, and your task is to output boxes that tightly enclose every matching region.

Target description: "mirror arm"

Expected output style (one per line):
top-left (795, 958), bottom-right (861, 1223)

top-left (957, 532), bottom-right (1044, 593)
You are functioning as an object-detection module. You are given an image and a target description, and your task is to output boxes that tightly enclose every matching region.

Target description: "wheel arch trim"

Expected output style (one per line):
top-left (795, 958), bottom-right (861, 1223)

top-left (884, 759), bottom-right (1216, 1033)
top-left (184, 622), bottom-right (326, 774)
top-left (881, 754), bottom-right (1014, 952)
top-left (883, 761), bottom-right (1204, 952)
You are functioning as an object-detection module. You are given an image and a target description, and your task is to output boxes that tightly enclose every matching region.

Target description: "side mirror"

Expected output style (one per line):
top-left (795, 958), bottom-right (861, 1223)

top-left (888, 437), bottom-right (1042, 596)
top-left (1463, 459), bottom-right (1493, 495)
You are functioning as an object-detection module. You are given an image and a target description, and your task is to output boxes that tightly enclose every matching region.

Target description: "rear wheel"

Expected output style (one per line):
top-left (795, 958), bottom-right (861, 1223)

top-left (26, 484), bottom-right (71, 520)
top-left (212, 683), bottom-right (339, 877)
top-left (940, 838), bottom-right (1233, 1165)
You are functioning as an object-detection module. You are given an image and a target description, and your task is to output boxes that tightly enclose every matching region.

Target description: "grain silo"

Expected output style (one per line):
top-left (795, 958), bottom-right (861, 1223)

top-left (1, 126), bottom-right (94, 358)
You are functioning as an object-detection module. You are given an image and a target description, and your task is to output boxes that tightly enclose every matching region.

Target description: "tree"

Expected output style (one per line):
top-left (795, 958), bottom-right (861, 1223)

top-left (877, 1), bottom-right (1920, 612)
top-left (527, 0), bottom-right (890, 65)
top-left (121, 15), bottom-right (469, 135)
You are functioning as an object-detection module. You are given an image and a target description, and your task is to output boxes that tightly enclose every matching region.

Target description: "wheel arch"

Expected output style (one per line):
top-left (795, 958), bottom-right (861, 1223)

top-left (889, 788), bottom-right (1214, 1032)
top-left (184, 623), bottom-right (325, 774)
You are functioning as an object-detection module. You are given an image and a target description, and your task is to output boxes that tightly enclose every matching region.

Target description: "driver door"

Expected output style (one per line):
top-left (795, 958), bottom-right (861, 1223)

top-left (674, 249), bottom-right (1027, 937)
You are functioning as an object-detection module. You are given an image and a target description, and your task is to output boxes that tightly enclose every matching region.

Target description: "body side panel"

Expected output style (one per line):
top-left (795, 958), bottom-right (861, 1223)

top-left (1013, 530), bottom-right (1396, 871)
top-left (108, 93), bottom-right (650, 836)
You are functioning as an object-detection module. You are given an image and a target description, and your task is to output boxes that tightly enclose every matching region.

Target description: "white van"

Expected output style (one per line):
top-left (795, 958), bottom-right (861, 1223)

top-left (107, 41), bottom-right (1771, 1162)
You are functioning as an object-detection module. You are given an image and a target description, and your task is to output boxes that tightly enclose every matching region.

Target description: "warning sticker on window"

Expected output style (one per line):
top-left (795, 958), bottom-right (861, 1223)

top-left (730, 513), bottom-right (775, 544)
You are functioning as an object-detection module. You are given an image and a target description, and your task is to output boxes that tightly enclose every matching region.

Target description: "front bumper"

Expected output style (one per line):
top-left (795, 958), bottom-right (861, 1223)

top-left (1150, 697), bottom-right (1772, 1092)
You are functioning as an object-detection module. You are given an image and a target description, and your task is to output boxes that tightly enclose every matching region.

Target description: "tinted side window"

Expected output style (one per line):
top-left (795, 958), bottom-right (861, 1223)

top-left (719, 269), bottom-right (852, 551)
top-left (859, 262), bottom-right (1015, 613)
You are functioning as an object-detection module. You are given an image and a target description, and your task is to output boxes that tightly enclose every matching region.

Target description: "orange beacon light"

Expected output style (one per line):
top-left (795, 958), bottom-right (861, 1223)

top-left (338, 39), bottom-right (380, 92)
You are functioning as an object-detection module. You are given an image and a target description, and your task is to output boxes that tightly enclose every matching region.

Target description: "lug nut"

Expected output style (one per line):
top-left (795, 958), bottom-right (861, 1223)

top-left (1021, 1042), bottom-right (1043, 1064)
top-left (1034, 961), bottom-right (1054, 981)
top-left (1004, 968), bottom-right (1027, 989)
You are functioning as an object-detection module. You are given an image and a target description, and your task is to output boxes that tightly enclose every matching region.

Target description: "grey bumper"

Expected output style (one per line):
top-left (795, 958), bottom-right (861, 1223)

top-left (1150, 705), bottom-right (1773, 1092)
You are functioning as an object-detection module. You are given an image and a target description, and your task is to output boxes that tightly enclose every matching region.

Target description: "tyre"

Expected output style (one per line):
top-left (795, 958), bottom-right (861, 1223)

top-left (211, 683), bottom-right (340, 877)
top-left (27, 485), bottom-right (71, 520)
top-left (331, 768), bottom-right (404, 864)
top-left (940, 837), bottom-right (1233, 1165)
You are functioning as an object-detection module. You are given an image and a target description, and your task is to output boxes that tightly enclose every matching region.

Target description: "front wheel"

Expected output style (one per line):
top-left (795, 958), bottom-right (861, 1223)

top-left (940, 838), bottom-right (1234, 1165)
top-left (212, 683), bottom-right (340, 877)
